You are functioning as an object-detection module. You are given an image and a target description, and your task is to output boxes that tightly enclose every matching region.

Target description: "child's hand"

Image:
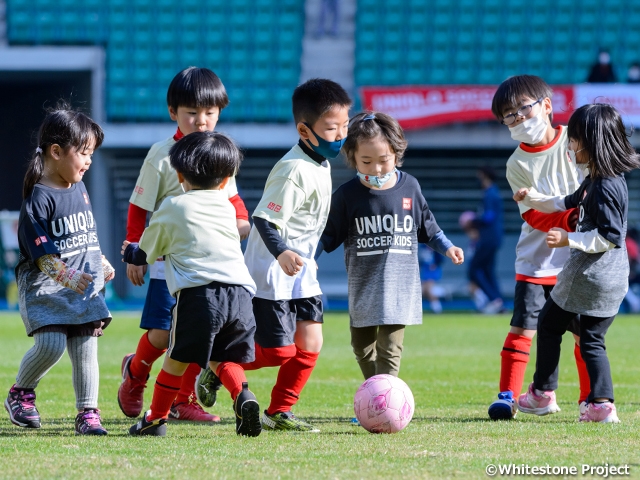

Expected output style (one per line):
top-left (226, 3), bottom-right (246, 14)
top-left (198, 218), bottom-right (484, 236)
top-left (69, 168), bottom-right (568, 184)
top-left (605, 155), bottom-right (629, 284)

top-left (446, 246), bottom-right (465, 265)
top-left (277, 250), bottom-right (304, 276)
top-left (237, 219), bottom-right (251, 240)
top-left (122, 240), bottom-right (147, 286)
top-left (102, 255), bottom-right (115, 283)
top-left (75, 273), bottom-right (94, 294)
top-left (513, 188), bottom-right (530, 202)
top-left (567, 208), bottom-right (579, 231)
top-left (547, 227), bottom-right (569, 248)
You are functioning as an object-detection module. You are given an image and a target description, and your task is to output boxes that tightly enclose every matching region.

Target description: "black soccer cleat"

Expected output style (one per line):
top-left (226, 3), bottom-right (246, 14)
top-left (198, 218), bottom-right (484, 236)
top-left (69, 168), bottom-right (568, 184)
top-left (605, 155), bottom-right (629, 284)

top-left (129, 410), bottom-right (167, 436)
top-left (233, 382), bottom-right (261, 437)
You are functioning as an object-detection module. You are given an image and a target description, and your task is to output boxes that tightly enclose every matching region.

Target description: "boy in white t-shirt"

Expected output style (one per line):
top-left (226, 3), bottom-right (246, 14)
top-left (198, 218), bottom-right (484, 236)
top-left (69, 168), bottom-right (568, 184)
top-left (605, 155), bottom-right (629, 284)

top-left (487, 75), bottom-right (590, 420)
top-left (124, 132), bottom-right (261, 437)
top-left (197, 79), bottom-right (352, 432)
top-left (118, 67), bottom-right (250, 423)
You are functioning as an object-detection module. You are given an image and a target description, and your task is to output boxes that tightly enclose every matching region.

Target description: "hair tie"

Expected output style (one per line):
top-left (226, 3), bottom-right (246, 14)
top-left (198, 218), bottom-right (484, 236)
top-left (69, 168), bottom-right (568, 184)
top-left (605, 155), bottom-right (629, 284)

top-left (35, 147), bottom-right (43, 154)
top-left (363, 114), bottom-right (376, 121)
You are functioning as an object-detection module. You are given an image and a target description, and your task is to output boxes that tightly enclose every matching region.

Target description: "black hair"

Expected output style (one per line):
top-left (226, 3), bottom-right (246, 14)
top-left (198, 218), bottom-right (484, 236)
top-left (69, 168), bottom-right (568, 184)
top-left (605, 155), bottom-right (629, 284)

top-left (567, 103), bottom-right (640, 178)
top-left (292, 78), bottom-right (352, 126)
top-left (23, 103), bottom-right (104, 198)
top-left (342, 112), bottom-right (407, 169)
top-left (169, 131), bottom-right (242, 189)
top-left (491, 75), bottom-right (554, 123)
top-left (478, 166), bottom-right (497, 182)
top-left (166, 67), bottom-right (229, 112)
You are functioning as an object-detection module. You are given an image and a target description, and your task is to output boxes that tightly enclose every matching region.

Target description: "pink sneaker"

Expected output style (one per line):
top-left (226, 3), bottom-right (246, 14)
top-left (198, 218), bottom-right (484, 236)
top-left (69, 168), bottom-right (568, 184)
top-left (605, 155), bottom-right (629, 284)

top-left (169, 397), bottom-right (221, 423)
top-left (579, 402), bottom-right (620, 423)
top-left (517, 383), bottom-right (561, 416)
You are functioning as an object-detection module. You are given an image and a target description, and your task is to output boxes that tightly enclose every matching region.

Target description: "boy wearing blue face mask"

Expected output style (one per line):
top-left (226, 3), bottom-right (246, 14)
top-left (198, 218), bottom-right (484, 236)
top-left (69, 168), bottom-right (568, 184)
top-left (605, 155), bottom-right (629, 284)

top-left (318, 112), bottom-right (464, 383)
top-left (206, 78), bottom-right (351, 432)
top-left (487, 75), bottom-right (590, 421)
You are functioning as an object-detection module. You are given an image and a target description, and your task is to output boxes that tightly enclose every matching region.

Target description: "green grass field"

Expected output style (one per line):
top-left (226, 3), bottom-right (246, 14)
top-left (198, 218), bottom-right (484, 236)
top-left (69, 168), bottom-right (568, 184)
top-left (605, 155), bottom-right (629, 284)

top-left (1, 311), bottom-right (640, 479)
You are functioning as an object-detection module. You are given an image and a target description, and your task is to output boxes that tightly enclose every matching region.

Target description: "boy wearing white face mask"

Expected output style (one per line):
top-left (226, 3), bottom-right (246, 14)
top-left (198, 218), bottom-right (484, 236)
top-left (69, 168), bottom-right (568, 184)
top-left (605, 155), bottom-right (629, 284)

top-left (487, 75), bottom-right (590, 421)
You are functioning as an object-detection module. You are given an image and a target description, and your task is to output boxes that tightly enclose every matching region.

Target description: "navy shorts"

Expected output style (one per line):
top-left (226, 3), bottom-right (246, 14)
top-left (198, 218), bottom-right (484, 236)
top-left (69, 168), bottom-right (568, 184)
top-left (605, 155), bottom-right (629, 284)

top-left (510, 281), bottom-right (579, 335)
top-left (139, 278), bottom-right (175, 331)
top-left (253, 296), bottom-right (323, 348)
top-left (167, 281), bottom-right (256, 368)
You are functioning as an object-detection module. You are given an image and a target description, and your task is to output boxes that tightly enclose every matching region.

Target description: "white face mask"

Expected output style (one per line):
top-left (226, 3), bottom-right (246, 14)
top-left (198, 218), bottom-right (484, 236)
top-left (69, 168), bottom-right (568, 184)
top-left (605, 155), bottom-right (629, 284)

top-left (356, 168), bottom-right (396, 188)
top-left (568, 147), bottom-right (585, 163)
top-left (509, 108), bottom-right (548, 144)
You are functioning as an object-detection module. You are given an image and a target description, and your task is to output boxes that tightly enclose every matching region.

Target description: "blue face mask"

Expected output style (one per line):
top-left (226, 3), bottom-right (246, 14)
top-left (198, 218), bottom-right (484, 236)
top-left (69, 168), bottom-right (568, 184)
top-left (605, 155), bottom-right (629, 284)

top-left (304, 123), bottom-right (346, 159)
top-left (356, 168), bottom-right (397, 188)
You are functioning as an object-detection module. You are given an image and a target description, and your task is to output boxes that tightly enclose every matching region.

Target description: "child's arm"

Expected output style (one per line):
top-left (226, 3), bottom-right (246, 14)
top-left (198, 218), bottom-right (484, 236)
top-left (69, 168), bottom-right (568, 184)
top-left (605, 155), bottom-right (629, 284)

top-left (425, 231), bottom-right (464, 265)
top-left (121, 240), bottom-right (149, 265)
top-left (227, 177), bottom-right (251, 240)
top-left (35, 255), bottom-right (93, 294)
top-left (316, 187), bottom-right (349, 258)
top-left (416, 194), bottom-right (464, 265)
top-left (253, 218), bottom-right (303, 276)
top-left (547, 228), bottom-right (616, 253)
top-left (513, 187), bottom-right (567, 213)
top-left (126, 203), bottom-right (149, 286)
top-left (102, 255), bottom-right (115, 283)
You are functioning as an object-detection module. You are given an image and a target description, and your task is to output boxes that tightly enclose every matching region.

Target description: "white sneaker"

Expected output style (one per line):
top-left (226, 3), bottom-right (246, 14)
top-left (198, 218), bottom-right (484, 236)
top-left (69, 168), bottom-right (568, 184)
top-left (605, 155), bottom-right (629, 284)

top-left (430, 299), bottom-right (443, 314)
top-left (482, 298), bottom-right (504, 315)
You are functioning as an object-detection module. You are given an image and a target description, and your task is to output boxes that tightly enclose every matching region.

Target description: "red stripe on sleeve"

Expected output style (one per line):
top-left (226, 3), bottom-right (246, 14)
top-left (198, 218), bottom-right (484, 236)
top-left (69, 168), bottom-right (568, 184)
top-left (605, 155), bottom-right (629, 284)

top-left (521, 208), bottom-right (577, 233)
top-left (126, 203), bottom-right (149, 242)
top-left (229, 194), bottom-right (249, 221)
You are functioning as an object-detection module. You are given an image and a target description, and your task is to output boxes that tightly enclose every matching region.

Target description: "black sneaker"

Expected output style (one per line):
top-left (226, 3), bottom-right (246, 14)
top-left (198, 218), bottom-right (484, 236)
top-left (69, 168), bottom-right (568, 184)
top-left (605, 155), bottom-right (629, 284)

top-left (233, 382), bottom-right (261, 437)
top-left (5, 384), bottom-right (41, 428)
top-left (195, 367), bottom-right (222, 408)
top-left (75, 408), bottom-right (108, 435)
top-left (129, 410), bottom-right (167, 436)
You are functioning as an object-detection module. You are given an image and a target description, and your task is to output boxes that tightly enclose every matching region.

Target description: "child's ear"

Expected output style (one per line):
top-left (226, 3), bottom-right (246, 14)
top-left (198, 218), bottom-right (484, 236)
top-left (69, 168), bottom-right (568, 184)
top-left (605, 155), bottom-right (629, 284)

top-left (176, 171), bottom-right (185, 183)
top-left (218, 176), bottom-right (230, 190)
top-left (297, 122), bottom-right (311, 140)
top-left (543, 97), bottom-right (553, 116)
top-left (168, 106), bottom-right (178, 121)
top-left (50, 144), bottom-right (61, 160)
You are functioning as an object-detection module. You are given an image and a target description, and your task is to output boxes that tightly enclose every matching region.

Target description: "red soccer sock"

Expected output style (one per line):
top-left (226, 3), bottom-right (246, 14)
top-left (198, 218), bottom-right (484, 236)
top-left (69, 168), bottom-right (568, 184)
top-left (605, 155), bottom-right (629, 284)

top-left (574, 343), bottom-right (591, 404)
top-left (130, 331), bottom-right (167, 380)
top-left (499, 333), bottom-right (532, 396)
top-left (241, 343), bottom-right (296, 371)
top-left (267, 347), bottom-right (319, 415)
top-left (148, 369), bottom-right (182, 421)
top-left (174, 363), bottom-right (201, 405)
top-left (216, 362), bottom-right (247, 400)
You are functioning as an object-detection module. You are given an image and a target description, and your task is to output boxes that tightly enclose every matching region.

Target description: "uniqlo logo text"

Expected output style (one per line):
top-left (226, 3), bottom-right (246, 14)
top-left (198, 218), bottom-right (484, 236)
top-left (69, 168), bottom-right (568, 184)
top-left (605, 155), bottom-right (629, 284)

top-left (403, 198), bottom-right (412, 210)
top-left (267, 202), bottom-right (282, 213)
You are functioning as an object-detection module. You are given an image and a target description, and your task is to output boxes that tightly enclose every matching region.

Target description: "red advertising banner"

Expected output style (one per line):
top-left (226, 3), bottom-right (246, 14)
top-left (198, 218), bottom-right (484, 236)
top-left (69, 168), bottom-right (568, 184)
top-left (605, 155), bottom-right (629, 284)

top-left (360, 85), bottom-right (576, 130)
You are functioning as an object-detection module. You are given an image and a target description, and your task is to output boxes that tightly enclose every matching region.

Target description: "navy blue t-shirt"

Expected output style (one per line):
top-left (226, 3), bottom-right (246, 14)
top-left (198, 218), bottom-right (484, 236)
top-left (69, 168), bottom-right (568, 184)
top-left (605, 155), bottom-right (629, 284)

top-left (16, 182), bottom-right (110, 335)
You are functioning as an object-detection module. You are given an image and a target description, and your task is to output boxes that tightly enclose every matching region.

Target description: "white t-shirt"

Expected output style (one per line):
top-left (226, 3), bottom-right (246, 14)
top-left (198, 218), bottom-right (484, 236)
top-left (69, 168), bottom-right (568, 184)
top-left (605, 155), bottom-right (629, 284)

top-left (505, 126), bottom-right (586, 278)
top-left (139, 189), bottom-right (255, 297)
top-left (244, 144), bottom-right (332, 300)
top-left (129, 135), bottom-right (239, 279)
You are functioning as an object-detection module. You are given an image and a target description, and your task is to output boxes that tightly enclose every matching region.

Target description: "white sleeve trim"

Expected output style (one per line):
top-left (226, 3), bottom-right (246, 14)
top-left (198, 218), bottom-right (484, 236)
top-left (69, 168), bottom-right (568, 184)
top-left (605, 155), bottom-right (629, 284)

top-left (521, 187), bottom-right (567, 213)
top-left (568, 230), bottom-right (616, 253)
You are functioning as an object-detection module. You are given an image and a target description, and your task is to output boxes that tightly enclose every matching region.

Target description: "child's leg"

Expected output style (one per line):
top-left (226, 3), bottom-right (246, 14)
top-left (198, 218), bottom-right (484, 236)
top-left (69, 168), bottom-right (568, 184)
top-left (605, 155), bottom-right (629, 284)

top-left (129, 329), bottom-right (168, 380)
top-left (268, 320), bottom-right (321, 415)
top-left (174, 363), bottom-right (201, 405)
top-left (16, 330), bottom-right (67, 388)
top-left (241, 343), bottom-right (296, 370)
top-left (349, 326), bottom-right (377, 379)
top-left (532, 299), bottom-right (576, 391)
top-left (67, 335), bottom-right (99, 410)
top-left (148, 356), bottom-right (189, 421)
top-left (214, 361), bottom-right (247, 401)
top-left (573, 335), bottom-right (591, 404)
top-left (579, 314), bottom-right (616, 403)
top-left (375, 325), bottom-right (405, 377)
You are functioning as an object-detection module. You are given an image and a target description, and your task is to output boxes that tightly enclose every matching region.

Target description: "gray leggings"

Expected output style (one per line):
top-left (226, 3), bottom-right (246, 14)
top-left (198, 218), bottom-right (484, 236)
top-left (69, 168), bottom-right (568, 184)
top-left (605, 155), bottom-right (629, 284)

top-left (16, 331), bottom-right (99, 410)
top-left (350, 325), bottom-right (405, 379)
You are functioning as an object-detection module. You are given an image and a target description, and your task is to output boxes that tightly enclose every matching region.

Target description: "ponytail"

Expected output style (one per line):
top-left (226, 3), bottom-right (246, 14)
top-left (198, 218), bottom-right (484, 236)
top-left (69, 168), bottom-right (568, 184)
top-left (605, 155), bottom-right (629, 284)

top-left (22, 147), bottom-right (45, 199)
top-left (22, 103), bottom-right (104, 199)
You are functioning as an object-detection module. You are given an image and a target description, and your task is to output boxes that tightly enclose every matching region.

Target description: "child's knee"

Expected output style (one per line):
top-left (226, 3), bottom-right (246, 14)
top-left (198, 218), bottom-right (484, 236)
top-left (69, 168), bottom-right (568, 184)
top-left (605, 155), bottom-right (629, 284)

top-left (261, 344), bottom-right (297, 366)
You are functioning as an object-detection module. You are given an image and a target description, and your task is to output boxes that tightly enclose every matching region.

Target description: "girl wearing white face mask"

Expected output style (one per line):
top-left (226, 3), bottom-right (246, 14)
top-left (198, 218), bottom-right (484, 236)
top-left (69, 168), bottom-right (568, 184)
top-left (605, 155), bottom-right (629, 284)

top-left (317, 112), bottom-right (464, 389)
top-left (486, 75), bottom-right (590, 422)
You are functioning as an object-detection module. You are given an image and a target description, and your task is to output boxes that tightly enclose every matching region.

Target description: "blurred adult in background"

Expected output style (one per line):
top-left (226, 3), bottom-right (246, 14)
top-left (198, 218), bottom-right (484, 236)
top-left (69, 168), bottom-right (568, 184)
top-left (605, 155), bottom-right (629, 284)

top-left (624, 227), bottom-right (640, 312)
top-left (587, 50), bottom-right (617, 83)
top-left (627, 63), bottom-right (640, 83)
top-left (316, 0), bottom-right (339, 37)
top-left (462, 167), bottom-right (504, 314)
top-left (418, 244), bottom-right (446, 314)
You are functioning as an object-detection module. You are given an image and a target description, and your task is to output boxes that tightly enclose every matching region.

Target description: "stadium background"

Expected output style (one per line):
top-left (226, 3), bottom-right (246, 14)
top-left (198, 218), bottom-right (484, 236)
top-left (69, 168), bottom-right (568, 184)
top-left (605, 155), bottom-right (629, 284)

top-left (1, 0), bottom-right (640, 307)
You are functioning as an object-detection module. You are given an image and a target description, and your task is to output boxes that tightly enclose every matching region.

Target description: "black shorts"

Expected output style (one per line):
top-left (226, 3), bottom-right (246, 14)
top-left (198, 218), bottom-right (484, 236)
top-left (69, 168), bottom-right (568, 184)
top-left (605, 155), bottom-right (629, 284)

top-left (510, 281), bottom-right (580, 335)
top-left (167, 282), bottom-right (256, 368)
top-left (253, 296), bottom-right (323, 348)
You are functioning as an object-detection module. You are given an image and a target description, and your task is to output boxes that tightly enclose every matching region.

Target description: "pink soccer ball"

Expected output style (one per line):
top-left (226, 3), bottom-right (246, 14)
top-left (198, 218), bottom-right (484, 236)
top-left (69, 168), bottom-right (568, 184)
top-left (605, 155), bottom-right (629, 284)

top-left (354, 374), bottom-right (415, 433)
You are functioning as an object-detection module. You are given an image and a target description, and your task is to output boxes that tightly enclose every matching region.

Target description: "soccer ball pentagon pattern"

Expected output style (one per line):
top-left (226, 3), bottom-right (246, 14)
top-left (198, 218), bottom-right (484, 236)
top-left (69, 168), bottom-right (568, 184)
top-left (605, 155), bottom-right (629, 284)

top-left (354, 374), bottom-right (415, 433)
